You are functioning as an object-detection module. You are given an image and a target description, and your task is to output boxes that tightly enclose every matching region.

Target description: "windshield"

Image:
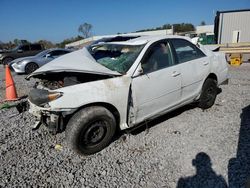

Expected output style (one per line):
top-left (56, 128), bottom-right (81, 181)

top-left (11, 46), bottom-right (20, 51)
top-left (88, 43), bottom-right (144, 74)
top-left (35, 49), bottom-right (51, 57)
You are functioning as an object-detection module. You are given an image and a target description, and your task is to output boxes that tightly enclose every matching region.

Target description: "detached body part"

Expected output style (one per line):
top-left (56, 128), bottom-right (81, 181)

top-left (27, 35), bottom-right (229, 155)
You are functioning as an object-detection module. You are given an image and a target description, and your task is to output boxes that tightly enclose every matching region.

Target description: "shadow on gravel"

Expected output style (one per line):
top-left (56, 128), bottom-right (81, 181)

top-left (228, 105), bottom-right (250, 188)
top-left (176, 152), bottom-right (228, 188)
top-left (125, 104), bottom-right (196, 136)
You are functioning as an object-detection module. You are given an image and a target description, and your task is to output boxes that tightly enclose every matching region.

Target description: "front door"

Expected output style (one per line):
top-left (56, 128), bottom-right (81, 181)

top-left (131, 40), bottom-right (182, 124)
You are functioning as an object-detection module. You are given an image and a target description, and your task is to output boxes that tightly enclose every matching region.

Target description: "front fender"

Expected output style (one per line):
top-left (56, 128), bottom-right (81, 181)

top-left (49, 76), bottom-right (132, 130)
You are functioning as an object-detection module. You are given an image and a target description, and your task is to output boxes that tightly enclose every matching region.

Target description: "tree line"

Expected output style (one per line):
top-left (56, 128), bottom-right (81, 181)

top-left (136, 21), bottom-right (206, 33)
top-left (0, 35), bottom-right (84, 50)
top-left (136, 23), bottom-right (195, 33)
top-left (0, 21), bottom-right (207, 50)
top-left (0, 22), bottom-right (92, 50)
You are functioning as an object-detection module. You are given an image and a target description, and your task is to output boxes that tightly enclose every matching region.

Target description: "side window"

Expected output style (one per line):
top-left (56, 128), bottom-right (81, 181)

top-left (142, 42), bottom-right (173, 73)
top-left (49, 50), bottom-right (68, 57)
top-left (20, 45), bottom-right (30, 51)
top-left (30, 44), bottom-right (42, 50)
top-left (170, 39), bottom-right (205, 63)
top-left (58, 50), bottom-right (70, 55)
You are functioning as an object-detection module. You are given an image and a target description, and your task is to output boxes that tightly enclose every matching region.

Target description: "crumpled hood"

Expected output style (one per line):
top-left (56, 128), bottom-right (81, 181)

top-left (27, 47), bottom-right (121, 78)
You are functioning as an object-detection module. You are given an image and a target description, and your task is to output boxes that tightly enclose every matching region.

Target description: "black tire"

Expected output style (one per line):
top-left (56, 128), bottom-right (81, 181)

top-left (198, 78), bottom-right (218, 109)
top-left (25, 62), bottom-right (39, 74)
top-left (3, 57), bottom-right (13, 65)
top-left (66, 106), bottom-right (116, 155)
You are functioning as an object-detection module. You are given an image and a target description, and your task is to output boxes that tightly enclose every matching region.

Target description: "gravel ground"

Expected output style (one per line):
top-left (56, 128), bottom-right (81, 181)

top-left (0, 64), bottom-right (250, 187)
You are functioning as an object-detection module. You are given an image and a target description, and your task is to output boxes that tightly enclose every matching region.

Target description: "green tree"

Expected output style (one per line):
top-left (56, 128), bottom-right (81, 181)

top-left (13, 39), bottom-right (20, 45)
top-left (37, 40), bottom-right (56, 49)
top-left (78, 22), bottom-right (93, 38)
top-left (173, 23), bottom-right (195, 33)
top-left (57, 35), bottom-right (84, 48)
top-left (200, 21), bottom-right (206, 26)
top-left (162, 24), bottom-right (172, 29)
top-left (136, 23), bottom-right (194, 33)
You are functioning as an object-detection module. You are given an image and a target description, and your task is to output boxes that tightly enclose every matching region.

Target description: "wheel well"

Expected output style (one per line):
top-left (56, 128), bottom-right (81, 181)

top-left (3, 56), bottom-right (13, 63)
top-left (3, 56), bottom-right (13, 60)
top-left (206, 73), bottom-right (217, 83)
top-left (26, 62), bottom-right (38, 66)
top-left (25, 62), bottom-right (38, 70)
top-left (72, 102), bottom-right (121, 129)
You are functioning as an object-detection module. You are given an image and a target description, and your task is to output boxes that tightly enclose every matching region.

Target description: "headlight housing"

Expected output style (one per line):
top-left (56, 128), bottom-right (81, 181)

top-left (28, 89), bottom-right (63, 107)
top-left (16, 60), bottom-right (23, 65)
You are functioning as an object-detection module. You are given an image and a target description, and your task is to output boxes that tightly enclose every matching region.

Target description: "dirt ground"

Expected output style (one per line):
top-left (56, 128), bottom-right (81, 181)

top-left (0, 64), bottom-right (250, 187)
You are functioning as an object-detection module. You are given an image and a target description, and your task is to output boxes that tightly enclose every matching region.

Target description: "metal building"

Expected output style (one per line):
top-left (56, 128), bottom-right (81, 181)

top-left (214, 9), bottom-right (250, 44)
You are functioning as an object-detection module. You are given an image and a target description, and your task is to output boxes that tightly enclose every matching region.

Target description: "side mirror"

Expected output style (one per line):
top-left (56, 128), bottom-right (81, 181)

top-left (45, 54), bottom-right (51, 58)
top-left (17, 49), bottom-right (23, 53)
top-left (138, 67), bottom-right (144, 75)
top-left (133, 64), bottom-right (144, 77)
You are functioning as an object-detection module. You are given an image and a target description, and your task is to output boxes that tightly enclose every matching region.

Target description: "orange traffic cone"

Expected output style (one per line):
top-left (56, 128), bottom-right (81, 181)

top-left (5, 65), bottom-right (18, 101)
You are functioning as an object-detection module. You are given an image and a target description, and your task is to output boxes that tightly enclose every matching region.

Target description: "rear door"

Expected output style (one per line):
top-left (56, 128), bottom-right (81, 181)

top-left (169, 39), bottom-right (209, 102)
top-left (131, 40), bottom-right (182, 124)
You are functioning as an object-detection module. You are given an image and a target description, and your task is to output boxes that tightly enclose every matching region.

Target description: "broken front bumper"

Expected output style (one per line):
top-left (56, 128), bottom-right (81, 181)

top-left (28, 100), bottom-right (75, 134)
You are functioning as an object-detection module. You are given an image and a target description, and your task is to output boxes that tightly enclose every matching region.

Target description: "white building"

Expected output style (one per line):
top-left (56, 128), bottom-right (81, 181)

top-left (214, 9), bottom-right (250, 44)
top-left (196, 25), bottom-right (214, 35)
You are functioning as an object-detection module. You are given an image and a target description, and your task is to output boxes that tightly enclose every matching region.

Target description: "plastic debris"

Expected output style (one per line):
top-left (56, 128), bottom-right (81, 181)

top-left (55, 144), bottom-right (63, 151)
top-left (0, 103), bottom-right (16, 110)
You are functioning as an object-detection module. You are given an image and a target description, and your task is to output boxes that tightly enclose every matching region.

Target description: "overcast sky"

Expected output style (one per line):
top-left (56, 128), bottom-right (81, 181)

top-left (0, 0), bottom-right (249, 43)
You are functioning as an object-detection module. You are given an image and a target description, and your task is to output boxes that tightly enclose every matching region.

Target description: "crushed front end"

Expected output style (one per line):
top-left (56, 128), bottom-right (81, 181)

top-left (28, 89), bottom-right (73, 134)
top-left (27, 71), bottom-right (113, 134)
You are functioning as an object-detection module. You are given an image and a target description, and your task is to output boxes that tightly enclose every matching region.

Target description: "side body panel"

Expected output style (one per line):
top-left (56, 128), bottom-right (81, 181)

top-left (131, 65), bottom-right (182, 125)
top-left (179, 56), bottom-right (211, 103)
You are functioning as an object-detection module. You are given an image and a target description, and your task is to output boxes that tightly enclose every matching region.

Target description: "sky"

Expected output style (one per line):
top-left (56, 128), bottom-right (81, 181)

top-left (0, 0), bottom-right (249, 43)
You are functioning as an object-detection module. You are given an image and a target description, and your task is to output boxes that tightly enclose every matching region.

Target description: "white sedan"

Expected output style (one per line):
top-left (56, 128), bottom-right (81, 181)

top-left (27, 35), bottom-right (228, 155)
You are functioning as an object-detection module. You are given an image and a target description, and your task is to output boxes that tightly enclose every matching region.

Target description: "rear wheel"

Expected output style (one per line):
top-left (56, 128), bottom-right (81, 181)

top-left (66, 106), bottom-right (116, 155)
top-left (3, 57), bottom-right (13, 65)
top-left (25, 63), bottom-right (39, 74)
top-left (198, 78), bottom-right (218, 109)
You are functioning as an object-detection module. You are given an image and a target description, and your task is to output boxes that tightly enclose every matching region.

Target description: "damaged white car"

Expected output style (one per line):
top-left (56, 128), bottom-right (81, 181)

top-left (27, 35), bottom-right (228, 155)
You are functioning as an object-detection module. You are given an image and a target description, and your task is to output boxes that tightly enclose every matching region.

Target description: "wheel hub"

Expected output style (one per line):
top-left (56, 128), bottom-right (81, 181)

top-left (83, 121), bottom-right (107, 145)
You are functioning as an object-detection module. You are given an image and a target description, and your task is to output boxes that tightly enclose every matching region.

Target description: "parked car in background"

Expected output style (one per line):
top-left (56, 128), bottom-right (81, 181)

top-left (0, 43), bottom-right (44, 65)
top-left (10, 48), bottom-right (72, 74)
top-left (27, 35), bottom-right (228, 155)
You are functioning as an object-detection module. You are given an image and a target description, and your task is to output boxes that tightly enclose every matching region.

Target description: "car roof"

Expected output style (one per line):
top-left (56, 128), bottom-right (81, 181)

top-left (46, 48), bottom-right (72, 52)
top-left (100, 35), bottom-right (192, 46)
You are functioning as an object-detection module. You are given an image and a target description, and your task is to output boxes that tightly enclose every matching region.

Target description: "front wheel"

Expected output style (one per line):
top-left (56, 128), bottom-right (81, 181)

top-left (25, 63), bottom-right (39, 74)
top-left (3, 57), bottom-right (13, 65)
top-left (198, 78), bottom-right (218, 109)
top-left (66, 106), bottom-right (116, 155)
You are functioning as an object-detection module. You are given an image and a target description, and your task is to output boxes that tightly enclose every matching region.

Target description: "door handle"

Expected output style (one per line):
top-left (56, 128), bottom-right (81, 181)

top-left (203, 61), bottom-right (209, 65)
top-left (172, 71), bottom-right (181, 77)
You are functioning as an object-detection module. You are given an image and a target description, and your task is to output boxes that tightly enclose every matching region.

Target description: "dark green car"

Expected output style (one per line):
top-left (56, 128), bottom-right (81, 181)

top-left (0, 43), bottom-right (44, 65)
